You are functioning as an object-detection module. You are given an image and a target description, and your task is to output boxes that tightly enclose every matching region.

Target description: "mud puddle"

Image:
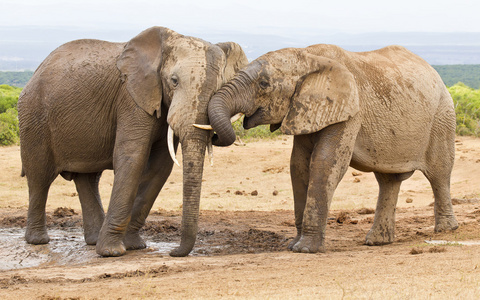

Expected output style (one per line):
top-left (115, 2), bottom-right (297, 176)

top-left (425, 239), bottom-right (480, 246)
top-left (0, 228), bottom-right (177, 271)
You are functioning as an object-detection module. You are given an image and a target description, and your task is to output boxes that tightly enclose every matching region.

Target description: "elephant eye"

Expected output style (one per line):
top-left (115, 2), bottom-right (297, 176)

top-left (171, 76), bottom-right (179, 87)
top-left (259, 80), bottom-right (270, 89)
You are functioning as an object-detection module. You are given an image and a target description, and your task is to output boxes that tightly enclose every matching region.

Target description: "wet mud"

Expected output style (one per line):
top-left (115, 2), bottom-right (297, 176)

top-left (2, 203), bottom-right (479, 272)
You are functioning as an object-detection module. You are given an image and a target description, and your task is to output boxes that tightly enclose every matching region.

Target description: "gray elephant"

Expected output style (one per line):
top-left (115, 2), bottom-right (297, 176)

top-left (18, 26), bottom-right (248, 257)
top-left (205, 44), bottom-right (458, 253)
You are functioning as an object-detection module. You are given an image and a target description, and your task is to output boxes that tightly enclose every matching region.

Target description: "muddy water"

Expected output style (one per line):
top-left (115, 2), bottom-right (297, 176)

top-left (0, 228), bottom-right (177, 271)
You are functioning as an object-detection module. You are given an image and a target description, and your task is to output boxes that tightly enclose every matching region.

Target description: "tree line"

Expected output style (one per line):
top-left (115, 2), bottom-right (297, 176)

top-left (0, 71), bottom-right (34, 88)
top-left (433, 65), bottom-right (480, 88)
top-left (2, 65), bottom-right (480, 88)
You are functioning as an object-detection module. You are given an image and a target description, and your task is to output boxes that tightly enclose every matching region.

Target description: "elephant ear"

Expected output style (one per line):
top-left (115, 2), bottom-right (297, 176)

top-left (117, 26), bottom-right (171, 118)
top-left (281, 62), bottom-right (359, 135)
top-left (216, 42), bottom-right (249, 82)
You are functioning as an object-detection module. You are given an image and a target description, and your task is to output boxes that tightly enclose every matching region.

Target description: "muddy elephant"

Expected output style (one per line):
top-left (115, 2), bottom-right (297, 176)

top-left (18, 26), bottom-right (248, 257)
top-left (206, 44), bottom-right (458, 253)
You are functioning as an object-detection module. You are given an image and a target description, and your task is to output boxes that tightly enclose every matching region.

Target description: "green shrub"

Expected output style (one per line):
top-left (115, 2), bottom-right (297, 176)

top-left (0, 108), bottom-right (19, 145)
top-left (0, 84), bottom-right (22, 113)
top-left (0, 85), bottom-right (21, 145)
top-left (449, 82), bottom-right (480, 136)
top-left (232, 118), bottom-right (283, 142)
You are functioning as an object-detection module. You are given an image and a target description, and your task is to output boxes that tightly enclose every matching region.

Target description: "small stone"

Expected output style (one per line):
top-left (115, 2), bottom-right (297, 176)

top-left (352, 171), bottom-right (363, 176)
top-left (251, 190), bottom-right (258, 196)
top-left (353, 178), bottom-right (361, 183)
top-left (406, 198), bottom-right (413, 203)
top-left (273, 190), bottom-right (279, 196)
top-left (234, 190), bottom-right (243, 195)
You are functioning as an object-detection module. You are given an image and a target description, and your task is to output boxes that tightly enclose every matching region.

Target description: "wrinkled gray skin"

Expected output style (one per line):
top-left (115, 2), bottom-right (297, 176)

top-left (208, 45), bottom-right (458, 253)
top-left (18, 26), bottom-right (247, 257)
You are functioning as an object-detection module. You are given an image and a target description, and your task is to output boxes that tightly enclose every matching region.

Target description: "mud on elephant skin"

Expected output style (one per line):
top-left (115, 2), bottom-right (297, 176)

top-left (208, 44), bottom-right (458, 253)
top-left (18, 26), bottom-right (248, 257)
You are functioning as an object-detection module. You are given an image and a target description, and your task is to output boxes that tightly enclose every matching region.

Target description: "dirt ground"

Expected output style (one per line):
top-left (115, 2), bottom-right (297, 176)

top-left (1, 136), bottom-right (480, 299)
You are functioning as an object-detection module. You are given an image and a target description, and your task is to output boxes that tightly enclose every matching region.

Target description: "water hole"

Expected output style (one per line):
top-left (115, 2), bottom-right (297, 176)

top-left (0, 228), bottom-right (177, 271)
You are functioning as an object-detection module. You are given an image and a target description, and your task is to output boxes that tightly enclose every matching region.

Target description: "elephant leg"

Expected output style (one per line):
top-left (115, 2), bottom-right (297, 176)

top-left (423, 119), bottom-right (458, 232)
top-left (25, 172), bottom-right (56, 245)
top-left (96, 126), bottom-right (154, 257)
top-left (427, 174), bottom-right (458, 232)
top-left (124, 139), bottom-right (177, 250)
top-left (292, 119), bottom-right (360, 253)
top-left (288, 135), bottom-right (313, 250)
top-left (73, 172), bottom-right (105, 245)
top-left (365, 172), bottom-right (412, 245)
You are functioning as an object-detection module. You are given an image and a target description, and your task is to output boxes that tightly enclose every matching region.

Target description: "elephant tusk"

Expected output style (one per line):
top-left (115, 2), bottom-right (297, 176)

top-left (168, 126), bottom-right (180, 167)
top-left (193, 124), bottom-right (213, 130)
top-left (192, 113), bottom-right (243, 131)
top-left (207, 139), bottom-right (213, 167)
top-left (230, 113), bottom-right (243, 123)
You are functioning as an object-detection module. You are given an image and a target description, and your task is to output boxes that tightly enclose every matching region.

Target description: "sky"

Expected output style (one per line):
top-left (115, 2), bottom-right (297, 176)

top-left (3, 0), bottom-right (480, 36)
top-left (1, 0), bottom-right (480, 69)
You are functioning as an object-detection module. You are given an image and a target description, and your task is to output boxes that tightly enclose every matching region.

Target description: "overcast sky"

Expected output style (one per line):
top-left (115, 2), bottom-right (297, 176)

top-left (3, 0), bottom-right (480, 36)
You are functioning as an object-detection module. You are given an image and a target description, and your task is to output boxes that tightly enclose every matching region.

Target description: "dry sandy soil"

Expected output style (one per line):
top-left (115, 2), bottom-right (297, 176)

top-left (1, 136), bottom-right (480, 299)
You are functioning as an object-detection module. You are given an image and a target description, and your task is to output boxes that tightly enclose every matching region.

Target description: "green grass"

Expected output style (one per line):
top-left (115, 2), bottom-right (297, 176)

top-left (232, 118), bottom-right (283, 142)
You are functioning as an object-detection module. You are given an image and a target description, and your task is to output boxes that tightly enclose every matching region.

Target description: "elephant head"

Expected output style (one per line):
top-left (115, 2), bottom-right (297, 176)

top-left (117, 27), bottom-right (248, 256)
top-left (207, 47), bottom-right (359, 146)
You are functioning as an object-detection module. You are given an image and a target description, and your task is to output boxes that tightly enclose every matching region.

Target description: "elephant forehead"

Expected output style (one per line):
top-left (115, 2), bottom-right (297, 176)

top-left (169, 37), bottom-right (209, 56)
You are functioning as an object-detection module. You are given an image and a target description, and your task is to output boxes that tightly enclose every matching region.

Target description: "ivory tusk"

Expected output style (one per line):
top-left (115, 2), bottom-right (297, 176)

top-left (193, 124), bottom-right (213, 130)
top-left (230, 113), bottom-right (243, 123)
top-left (168, 126), bottom-right (180, 167)
top-left (193, 113), bottom-right (244, 130)
top-left (207, 139), bottom-right (213, 167)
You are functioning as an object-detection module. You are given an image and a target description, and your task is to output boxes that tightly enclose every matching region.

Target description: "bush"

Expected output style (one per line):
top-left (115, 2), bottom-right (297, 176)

top-left (0, 108), bottom-right (19, 145)
top-left (449, 82), bottom-right (480, 136)
top-left (0, 84), bottom-right (22, 113)
top-left (0, 85), bottom-right (21, 146)
top-left (232, 118), bottom-right (283, 142)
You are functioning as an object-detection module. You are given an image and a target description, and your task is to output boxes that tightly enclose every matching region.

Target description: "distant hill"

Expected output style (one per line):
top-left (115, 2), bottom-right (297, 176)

top-left (433, 65), bottom-right (480, 88)
top-left (0, 71), bottom-right (33, 87)
top-left (2, 65), bottom-right (479, 89)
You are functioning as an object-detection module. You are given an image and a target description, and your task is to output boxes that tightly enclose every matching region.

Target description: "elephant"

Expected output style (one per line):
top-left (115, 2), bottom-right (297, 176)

top-left (17, 26), bottom-right (248, 257)
top-left (205, 44), bottom-right (458, 253)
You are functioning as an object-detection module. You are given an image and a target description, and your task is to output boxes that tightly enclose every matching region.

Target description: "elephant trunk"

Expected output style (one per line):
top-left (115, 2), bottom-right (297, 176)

top-left (208, 72), bottom-right (254, 146)
top-left (169, 130), bottom-right (207, 257)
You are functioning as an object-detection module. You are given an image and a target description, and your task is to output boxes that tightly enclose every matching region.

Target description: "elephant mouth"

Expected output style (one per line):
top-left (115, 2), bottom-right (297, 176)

top-left (243, 107), bottom-right (265, 129)
top-left (270, 123), bottom-right (281, 132)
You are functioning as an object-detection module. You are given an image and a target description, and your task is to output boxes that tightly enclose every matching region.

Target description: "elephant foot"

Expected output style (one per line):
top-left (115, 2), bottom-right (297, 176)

top-left (434, 215), bottom-right (458, 232)
top-left (365, 225), bottom-right (394, 246)
top-left (84, 231), bottom-right (99, 245)
top-left (287, 234), bottom-right (301, 251)
top-left (96, 233), bottom-right (126, 257)
top-left (124, 231), bottom-right (147, 250)
top-left (25, 228), bottom-right (50, 245)
top-left (291, 235), bottom-right (325, 253)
